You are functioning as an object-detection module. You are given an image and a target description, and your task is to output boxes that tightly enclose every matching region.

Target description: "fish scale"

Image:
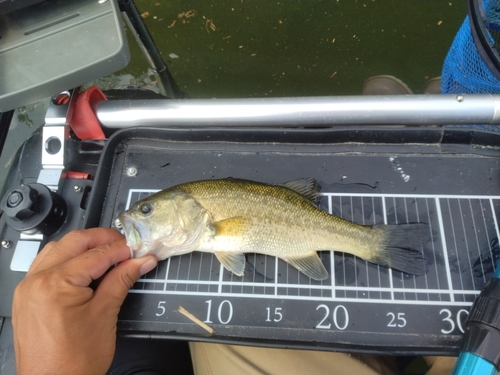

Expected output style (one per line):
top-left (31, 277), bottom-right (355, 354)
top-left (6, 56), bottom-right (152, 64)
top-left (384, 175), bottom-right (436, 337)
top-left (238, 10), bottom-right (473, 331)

top-left (178, 180), bottom-right (372, 257)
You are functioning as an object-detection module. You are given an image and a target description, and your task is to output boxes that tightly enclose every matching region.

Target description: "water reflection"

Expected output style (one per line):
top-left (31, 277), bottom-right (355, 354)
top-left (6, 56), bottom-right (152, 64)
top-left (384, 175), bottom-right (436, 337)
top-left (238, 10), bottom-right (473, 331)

top-left (0, 98), bottom-right (49, 184)
top-left (84, 70), bottom-right (161, 94)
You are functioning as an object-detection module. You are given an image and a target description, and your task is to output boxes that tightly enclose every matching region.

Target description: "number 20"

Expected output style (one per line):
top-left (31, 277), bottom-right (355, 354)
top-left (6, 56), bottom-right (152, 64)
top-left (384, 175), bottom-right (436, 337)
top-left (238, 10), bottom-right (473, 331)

top-left (316, 304), bottom-right (349, 330)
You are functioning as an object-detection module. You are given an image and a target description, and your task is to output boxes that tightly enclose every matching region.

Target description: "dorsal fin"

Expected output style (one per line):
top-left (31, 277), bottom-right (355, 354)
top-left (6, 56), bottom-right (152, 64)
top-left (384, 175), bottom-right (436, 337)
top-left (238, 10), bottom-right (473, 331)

top-left (279, 178), bottom-right (320, 205)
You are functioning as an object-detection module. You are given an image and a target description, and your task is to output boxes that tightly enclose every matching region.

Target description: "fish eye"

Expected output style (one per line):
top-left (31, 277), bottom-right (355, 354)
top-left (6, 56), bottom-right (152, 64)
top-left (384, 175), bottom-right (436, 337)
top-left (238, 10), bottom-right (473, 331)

top-left (140, 203), bottom-right (153, 215)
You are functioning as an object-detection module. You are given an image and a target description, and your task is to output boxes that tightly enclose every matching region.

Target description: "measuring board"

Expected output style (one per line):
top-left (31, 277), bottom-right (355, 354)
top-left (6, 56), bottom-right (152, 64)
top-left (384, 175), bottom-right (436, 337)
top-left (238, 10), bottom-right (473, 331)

top-left (86, 127), bottom-right (500, 354)
top-left (117, 189), bottom-right (500, 353)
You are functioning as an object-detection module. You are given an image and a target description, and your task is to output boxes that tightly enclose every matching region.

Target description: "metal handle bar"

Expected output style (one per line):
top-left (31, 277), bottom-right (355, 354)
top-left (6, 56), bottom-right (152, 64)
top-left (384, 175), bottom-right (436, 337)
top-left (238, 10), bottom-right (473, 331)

top-left (95, 94), bottom-right (500, 128)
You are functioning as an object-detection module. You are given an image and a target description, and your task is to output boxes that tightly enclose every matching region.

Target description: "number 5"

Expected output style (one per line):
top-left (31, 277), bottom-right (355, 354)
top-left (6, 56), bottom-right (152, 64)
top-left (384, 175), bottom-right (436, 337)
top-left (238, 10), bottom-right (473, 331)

top-left (156, 301), bottom-right (166, 316)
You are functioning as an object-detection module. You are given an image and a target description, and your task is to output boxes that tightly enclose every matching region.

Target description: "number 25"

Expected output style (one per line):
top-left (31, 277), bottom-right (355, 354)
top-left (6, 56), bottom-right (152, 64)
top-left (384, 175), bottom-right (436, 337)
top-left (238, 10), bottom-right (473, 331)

top-left (387, 312), bottom-right (406, 327)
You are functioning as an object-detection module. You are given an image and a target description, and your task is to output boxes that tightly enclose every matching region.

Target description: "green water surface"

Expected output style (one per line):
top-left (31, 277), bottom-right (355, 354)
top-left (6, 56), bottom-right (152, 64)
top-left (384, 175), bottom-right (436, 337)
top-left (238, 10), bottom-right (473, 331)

top-left (120, 0), bottom-right (467, 97)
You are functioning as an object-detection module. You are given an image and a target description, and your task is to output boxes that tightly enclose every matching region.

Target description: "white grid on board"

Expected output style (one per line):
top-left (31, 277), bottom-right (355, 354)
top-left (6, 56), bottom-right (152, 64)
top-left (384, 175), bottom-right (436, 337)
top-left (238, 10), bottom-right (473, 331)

top-left (124, 189), bottom-right (500, 306)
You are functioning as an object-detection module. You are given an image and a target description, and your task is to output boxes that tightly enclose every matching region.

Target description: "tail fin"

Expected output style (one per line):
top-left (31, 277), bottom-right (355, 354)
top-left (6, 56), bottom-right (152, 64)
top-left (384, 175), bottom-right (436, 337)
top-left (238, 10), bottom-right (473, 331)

top-left (371, 223), bottom-right (428, 275)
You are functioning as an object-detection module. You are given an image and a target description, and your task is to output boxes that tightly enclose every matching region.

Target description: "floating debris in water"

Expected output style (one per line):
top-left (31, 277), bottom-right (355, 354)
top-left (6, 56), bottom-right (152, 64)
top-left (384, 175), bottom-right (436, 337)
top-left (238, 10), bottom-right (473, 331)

top-left (178, 10), bottom-right (196, 18)
top-left (206, 19), bottom-right (216, 33)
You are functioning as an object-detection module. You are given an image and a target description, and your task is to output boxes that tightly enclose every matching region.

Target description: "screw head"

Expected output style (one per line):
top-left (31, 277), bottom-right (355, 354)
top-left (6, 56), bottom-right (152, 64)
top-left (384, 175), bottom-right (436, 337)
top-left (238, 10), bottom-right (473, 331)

top-left (7, 191), bottom-right (23, 207)
top-left (126, 167), bottom-right (138, 177)
top-left (1, 240), bottom-right (11, 248)
top-left (456, 95), bottom-right (464, 102)
top-left (114, 218), bottom-right (123, 228)
top-left (74, 185), bottom-right (83, 193)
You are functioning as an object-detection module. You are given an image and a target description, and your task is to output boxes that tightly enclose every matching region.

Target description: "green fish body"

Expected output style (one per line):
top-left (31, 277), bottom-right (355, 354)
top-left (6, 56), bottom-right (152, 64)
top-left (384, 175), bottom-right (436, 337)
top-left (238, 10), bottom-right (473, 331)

top-left (118, 178), bottom-right (427, 280)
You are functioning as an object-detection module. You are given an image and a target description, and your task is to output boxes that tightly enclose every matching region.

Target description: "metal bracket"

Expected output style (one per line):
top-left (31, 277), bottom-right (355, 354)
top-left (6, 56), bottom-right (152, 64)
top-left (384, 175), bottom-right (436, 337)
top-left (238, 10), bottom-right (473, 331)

top-left (10, 241), bottom-right (40, 272)
top-left (10, 90), bottom-right (77, 272)
top-left (39, 90), bottom-right (76, 191)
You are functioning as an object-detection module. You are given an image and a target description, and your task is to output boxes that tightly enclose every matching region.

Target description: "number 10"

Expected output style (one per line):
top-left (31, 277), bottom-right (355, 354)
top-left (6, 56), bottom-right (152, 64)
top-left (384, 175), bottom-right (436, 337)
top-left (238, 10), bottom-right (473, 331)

top-left (204, 300), bottom-right (234, 325)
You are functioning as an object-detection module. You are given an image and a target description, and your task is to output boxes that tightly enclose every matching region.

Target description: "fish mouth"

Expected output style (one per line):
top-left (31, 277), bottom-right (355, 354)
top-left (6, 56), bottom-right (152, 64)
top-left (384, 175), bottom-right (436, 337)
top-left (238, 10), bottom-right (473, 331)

top-left (118, 212), bottom-right (147, 257)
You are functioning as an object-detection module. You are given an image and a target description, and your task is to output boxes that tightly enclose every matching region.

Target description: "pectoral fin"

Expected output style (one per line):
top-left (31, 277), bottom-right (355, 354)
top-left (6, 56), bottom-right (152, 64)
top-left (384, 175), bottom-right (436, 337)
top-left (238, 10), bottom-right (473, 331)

top-left (284, 253), bottom-right (329, 280)
top-left (215, 252), bottom-right (246, 276)
top-left (210, 217), bottom-right (251, 276)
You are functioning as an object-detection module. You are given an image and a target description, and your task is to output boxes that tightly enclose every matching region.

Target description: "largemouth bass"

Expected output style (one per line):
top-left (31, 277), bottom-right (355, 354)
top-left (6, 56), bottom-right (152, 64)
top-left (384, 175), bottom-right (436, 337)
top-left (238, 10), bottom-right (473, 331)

top-left (118, 178), bottom-right (428, 280)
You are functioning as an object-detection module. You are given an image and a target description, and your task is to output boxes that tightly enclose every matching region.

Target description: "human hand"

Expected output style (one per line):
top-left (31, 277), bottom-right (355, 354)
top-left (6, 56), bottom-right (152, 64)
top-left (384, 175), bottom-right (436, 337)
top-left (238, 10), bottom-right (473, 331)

top-left (12, 228), bottom-right (158, 375)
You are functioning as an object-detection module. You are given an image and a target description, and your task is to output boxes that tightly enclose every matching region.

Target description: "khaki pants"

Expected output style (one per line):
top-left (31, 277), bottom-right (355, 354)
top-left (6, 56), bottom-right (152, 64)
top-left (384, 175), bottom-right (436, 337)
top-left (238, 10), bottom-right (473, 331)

top-left (189, 342), bottom-right (457, 375)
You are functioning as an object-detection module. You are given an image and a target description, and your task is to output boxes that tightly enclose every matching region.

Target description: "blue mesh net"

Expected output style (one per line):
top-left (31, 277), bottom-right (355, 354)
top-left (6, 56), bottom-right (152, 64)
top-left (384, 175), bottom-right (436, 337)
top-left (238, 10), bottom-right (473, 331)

top-left (441, 0), bottom-right (500, 131)
top-left (441, 18), bottom-right (500, 94)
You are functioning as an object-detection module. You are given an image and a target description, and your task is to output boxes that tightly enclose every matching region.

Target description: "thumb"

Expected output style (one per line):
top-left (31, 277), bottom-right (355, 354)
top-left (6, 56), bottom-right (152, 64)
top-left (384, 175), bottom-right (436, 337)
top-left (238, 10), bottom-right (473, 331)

top-left (93, 256), bottom-right (158, 311)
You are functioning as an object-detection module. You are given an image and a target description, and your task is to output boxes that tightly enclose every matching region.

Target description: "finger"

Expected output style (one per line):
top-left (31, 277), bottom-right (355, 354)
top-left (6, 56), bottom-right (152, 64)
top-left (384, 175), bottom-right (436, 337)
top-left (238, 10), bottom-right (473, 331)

top-left (62, 238), bottom-right (132, 287)
top-left (35, 228), bottom-right (124, 271)
top-left (92, 256), bottom-right (158, 313)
